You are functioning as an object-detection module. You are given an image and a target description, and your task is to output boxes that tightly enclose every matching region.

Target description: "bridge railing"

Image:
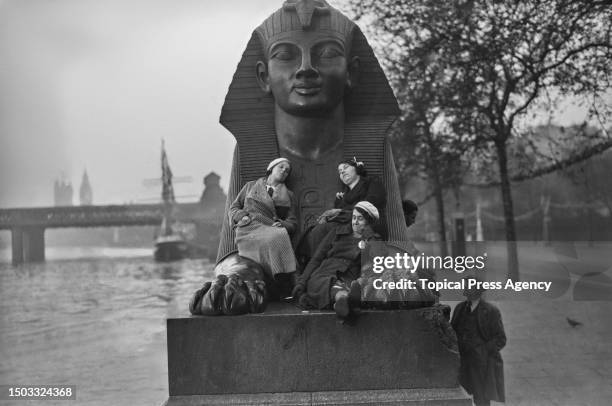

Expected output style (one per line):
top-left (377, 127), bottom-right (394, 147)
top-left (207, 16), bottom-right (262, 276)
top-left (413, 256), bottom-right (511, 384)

top-left (0, 203), bottom-right (222, 229)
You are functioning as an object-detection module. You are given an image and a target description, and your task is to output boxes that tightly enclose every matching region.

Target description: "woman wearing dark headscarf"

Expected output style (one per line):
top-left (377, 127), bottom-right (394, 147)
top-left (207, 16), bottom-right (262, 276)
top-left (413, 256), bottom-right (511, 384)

top-left (292, 201), bottom-right (383, 318)
top-left (229, 157), bottom-right (298, 281)
top-left (331, 157), bottom-right (386, 220)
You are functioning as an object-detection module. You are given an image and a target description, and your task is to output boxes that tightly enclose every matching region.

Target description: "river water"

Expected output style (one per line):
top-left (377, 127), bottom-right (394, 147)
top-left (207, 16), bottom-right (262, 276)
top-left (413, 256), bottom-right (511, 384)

top-left (0, 247), bottom-right (214, 406)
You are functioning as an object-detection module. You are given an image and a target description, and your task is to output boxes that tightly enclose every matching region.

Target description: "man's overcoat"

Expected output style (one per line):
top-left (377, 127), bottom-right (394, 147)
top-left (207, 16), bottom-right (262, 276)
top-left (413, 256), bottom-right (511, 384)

top-left (451, 299), bottom-right (506, 403)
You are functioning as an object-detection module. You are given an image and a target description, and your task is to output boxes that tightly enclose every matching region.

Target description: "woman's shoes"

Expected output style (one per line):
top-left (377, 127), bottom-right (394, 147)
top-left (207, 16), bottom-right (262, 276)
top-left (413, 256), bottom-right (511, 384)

top-left (348, 280), bottom-right (361, 308)
top-left (333, 291), bottom-right (350, 318)
top-left (273, 272), bottom-right (296, 300)
top-left (334, 282), bottom-right (363, 320)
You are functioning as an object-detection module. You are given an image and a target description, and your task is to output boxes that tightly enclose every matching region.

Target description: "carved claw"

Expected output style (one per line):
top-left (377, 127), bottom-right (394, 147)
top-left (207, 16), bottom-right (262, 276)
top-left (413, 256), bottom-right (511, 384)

top-left (190, 254), bottom-right (270, 316)
top-left (244, 279), bottom-right (267, 313)
top-left (189, 281), bottom-right (212, 315)
top-left (199, 275), bottom-right (228, 315)
top-left (221, 275), bottom-right (251, 315)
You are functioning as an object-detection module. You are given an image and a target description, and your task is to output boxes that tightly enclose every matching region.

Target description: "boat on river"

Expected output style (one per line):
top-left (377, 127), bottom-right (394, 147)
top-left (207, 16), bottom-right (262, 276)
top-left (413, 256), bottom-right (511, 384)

top-left (154, 233), bottom-right (188, 262)
top-left (154, 140), bottom-right (188, 262)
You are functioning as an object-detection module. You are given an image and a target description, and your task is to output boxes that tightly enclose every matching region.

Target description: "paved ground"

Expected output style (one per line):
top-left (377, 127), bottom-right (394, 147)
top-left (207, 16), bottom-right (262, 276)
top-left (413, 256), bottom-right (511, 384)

top-left (429, 241), bottom-right (612, 405)
top-left (441, 297), bottom-right (612, 406)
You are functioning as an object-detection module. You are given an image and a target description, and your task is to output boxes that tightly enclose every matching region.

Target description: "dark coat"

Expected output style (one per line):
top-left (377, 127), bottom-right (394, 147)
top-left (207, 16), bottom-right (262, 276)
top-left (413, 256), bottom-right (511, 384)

top-left (335, 176), bottom-right (387, 239)
top-left (451, 299), bottom-right (506, 403)
top-left (296, 176), bottom-right (386, 261)
top-left (334, 175), bottom-right (386, 213)
top-left (297, 225), bottom-right (381, 309)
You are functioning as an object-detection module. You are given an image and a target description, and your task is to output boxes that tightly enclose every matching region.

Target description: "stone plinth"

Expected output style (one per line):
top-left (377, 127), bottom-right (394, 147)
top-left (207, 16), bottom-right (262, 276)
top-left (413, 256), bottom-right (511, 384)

top-left (165, 304), bottom-right (470, 405)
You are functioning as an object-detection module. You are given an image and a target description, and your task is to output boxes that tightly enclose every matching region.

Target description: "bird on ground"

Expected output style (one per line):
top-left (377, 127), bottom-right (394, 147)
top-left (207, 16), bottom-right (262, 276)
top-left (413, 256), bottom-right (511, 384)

top-left (566, 317), bottom-right (583, 328)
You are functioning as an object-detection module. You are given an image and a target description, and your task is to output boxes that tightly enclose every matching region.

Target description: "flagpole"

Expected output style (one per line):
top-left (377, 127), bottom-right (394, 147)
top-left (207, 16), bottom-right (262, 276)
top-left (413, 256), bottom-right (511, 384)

top-left (161, 138), bottom-right (174, 236)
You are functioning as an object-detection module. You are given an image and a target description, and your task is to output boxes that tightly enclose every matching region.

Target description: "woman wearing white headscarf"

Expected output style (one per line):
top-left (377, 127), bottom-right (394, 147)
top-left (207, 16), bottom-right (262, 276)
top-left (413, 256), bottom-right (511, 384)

top-left (229, 158), bottom-right (297, 281)
top-left (292, 201), bottom-right (383, 317)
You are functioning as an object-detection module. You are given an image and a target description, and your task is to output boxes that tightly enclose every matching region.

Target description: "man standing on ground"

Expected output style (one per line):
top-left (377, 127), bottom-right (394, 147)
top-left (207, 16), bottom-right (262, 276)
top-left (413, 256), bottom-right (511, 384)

top-left (451, 276), bottom-right (506, 405)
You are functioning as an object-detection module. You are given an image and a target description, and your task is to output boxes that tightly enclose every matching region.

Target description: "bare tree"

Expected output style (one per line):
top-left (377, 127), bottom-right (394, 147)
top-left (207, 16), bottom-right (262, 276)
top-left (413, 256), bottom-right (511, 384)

top-left (342, 0), bottom-right (612, 280)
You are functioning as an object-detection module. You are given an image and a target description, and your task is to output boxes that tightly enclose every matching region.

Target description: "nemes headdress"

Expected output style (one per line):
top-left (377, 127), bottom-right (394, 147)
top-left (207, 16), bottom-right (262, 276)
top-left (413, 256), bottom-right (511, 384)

top-left (255, 0), bottom-right (355, 57)
top-left (220, 0), bottom-right (400, 183)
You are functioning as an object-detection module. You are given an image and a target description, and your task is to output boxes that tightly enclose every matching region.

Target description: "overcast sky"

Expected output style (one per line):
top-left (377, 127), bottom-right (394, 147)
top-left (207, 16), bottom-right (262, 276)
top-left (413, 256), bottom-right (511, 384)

top-left (0, 0), bottom-right (285, 207)
top-left (0, 0), bottom-right (604, 208)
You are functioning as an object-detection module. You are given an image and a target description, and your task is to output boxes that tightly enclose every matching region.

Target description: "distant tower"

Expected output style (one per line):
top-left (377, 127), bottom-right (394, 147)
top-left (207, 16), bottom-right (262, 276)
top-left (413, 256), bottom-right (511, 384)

top-left (79, 170), bottom-right (93, 205)
top-left (54, 180), bottom-right (61, 206)
top-left (200, 172), bottom-right (226, 215)
top-left (65, 182), bottom-right (73, 205)
top-left (54, 174), bottom-right (74, 206)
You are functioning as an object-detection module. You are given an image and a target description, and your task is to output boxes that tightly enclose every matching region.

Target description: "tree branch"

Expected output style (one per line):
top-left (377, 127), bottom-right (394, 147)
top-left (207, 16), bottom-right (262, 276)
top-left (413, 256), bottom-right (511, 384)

top-left (467, 139), bottom-right (612, 187)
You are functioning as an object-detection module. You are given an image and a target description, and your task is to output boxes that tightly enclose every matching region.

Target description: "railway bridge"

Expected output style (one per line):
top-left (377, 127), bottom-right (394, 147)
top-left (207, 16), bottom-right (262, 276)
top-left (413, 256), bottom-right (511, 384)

top-left (0, 203), bottom-right (219, 264)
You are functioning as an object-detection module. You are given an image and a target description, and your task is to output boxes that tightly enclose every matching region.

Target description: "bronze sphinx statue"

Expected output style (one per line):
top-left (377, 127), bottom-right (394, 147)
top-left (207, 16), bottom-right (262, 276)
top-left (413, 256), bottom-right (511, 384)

top-left (190, 0), bottom-right (433, 316)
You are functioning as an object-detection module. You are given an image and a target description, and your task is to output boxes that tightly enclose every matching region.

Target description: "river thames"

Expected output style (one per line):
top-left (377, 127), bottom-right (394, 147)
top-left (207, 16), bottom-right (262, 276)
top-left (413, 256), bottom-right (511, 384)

top-left (0, 247), bottom-right (213, 406)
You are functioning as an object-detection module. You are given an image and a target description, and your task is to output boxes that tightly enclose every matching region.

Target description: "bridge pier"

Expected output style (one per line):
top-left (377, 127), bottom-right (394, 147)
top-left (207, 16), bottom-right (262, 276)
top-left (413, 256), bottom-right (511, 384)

top-left (11, 226), bottom-right (45, 264)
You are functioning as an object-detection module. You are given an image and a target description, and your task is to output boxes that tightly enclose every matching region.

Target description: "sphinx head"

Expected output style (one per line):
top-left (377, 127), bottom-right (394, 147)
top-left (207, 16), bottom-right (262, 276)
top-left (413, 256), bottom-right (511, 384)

top-left (219, 0), bottom-right (399, 145)
top-left (254, 0), bottom-right (360, 116)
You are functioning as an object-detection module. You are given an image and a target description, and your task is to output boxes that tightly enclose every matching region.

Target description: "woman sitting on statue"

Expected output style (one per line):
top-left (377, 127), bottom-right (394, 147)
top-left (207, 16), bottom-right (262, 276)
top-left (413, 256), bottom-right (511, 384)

top-left (229, 157), bottom-right (298, 291)
top-left (297, 157), bottom-right (386, 264)
top-left (189, 158), bottom-right (297, 316)
top-left (292, 201), bottom-right (383, 318)
top-left (328, 157), bottom-right (386, 223)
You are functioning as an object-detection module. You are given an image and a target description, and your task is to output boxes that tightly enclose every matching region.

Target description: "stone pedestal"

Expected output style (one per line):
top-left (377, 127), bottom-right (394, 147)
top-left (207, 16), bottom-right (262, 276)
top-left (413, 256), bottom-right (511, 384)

top-left (164, 304), bottom-right (471, 405)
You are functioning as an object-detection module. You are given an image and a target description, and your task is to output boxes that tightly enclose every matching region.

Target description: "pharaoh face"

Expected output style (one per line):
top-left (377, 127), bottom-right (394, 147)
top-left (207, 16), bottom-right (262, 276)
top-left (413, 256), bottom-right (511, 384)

top-left (257, 31), bottom-right (358, 116)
